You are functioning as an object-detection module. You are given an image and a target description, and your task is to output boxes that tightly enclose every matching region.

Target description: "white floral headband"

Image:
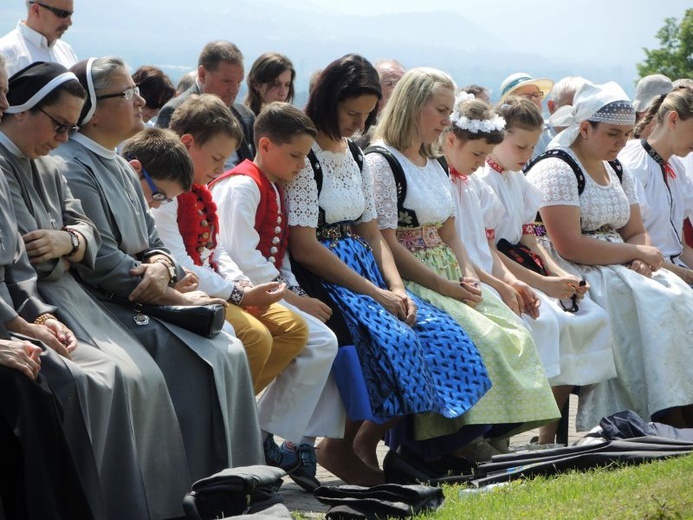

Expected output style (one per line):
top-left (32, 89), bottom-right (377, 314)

top-left (450, 91), bottom-right (506, 133)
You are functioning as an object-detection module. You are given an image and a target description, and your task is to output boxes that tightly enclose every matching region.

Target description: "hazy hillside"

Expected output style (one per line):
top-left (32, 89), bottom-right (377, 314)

top-left (1, 1), bottom-right (639, 100)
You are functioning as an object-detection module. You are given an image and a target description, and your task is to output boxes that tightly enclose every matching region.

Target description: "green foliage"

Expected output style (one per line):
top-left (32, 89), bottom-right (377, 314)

top-left (637, 9), bottom-right (693, 80)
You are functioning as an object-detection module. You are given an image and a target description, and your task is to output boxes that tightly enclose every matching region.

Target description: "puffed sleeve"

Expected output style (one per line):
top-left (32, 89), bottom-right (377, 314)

top-left (679, 166), bottom-right (693, 221)
top-left (367, 152), bottom-right (399, 230)
top-left (474, 176), bottom-right (506, 232)
top-left (617, 164), bottom-right (639, 205)
top-left (516, 172), bottom-right (546, 224)
top-left (284, 161), bottom-right (320, 228)
top-left (358, 155), bottom-right (378, 224)
top-left (526, 156), bottom-right (581, 208)
top-left (631, 175), bottom-right (651, 222)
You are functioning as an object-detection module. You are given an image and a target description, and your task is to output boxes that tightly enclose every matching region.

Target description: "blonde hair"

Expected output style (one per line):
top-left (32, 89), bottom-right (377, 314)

top-left (657, 87), bottom-right (693, 124)
top-left (375, 67), bottom-right (456, 158)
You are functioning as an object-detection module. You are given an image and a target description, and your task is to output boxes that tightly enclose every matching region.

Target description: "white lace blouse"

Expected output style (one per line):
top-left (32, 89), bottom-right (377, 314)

top-left (284, 141), bottom-right (377, 227)
top-left (526, 148), bottom-right (639, 232)
top-left (368, 143), bottom-right (454, 229)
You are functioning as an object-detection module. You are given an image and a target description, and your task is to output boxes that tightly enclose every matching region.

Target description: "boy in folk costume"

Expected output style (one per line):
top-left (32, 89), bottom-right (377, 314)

top-left (210, 102), bottom-right (345, 491)
top-left (131, 102), bottom-right (308, 402)
top-left (125, 124), bottom-right (308, 400)
top-left (141, 96), bottom-right (338, 490)
top-left (123, 102), bottom-right (308, 450)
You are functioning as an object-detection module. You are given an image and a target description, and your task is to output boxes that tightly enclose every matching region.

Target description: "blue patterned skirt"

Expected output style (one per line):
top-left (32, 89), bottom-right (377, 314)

top-left (316, 222), bottom-right (491, 423)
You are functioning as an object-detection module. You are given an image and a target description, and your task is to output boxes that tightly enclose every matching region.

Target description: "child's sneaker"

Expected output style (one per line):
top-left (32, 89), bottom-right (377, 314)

top-left (263, 434), bottom-right (300, 473)
top-left (281, 442), bottom-right (320, 492)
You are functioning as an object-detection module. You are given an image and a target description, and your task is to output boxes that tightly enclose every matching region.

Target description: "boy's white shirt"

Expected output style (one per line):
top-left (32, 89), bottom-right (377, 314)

top-left (211, 174), bottom-right (301, 287)
top-left (150, 197), bottom-right (251, 299)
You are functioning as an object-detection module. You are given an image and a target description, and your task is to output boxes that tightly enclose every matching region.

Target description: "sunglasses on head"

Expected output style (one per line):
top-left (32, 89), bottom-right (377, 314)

top-left (29, 1), bottom-right (73, 18)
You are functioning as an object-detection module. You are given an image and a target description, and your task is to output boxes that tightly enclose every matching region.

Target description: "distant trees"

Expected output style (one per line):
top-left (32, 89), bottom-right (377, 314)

top-left (637, 9), bottom-right (693, 80)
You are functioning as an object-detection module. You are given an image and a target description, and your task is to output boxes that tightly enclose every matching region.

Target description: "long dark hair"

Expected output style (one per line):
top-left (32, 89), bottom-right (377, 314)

top-left (305, 54), bottom-right (381, 140)
top-left (244, 52), bottom-right (295, 115)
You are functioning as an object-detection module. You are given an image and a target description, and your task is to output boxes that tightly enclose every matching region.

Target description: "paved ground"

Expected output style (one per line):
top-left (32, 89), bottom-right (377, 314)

top-left (280, 395), bottom-right (582, 517)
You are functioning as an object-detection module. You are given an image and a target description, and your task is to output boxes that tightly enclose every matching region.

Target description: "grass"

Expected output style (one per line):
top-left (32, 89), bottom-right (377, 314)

top-left (415, 454), bottom-right (693, 520)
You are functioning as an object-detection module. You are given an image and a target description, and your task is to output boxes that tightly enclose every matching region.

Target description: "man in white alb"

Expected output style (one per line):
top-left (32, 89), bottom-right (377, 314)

top-left (0, 0), bottom-right (77, 77)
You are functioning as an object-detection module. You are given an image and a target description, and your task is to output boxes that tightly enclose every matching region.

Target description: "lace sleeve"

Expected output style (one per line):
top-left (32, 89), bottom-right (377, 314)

top-left (367, 152), bottom-right (398, 229)
top-left (526, 157), bottom-right (580, 207)
top-left (358, 155), bottom-right (378, 224)
top-left (617, 164), bottom-right (639, 205)
top-left (284, 162), bottom-right (319, 228)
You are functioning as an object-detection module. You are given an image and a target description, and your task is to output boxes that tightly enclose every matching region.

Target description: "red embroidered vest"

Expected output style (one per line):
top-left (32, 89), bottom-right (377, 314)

top-left (177, 184), bottom-right (219, 269)
top-left (210, 160), bottom-right (288, 269)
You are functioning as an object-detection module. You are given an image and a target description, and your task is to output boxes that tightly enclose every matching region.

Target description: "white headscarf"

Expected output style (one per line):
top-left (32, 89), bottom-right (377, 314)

top-left (548, 81), bottom-right (635, 150)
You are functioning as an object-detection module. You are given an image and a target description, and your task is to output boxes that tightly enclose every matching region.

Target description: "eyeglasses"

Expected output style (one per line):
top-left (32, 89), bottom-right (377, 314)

top-left (140, 165), bottom-right (172, 204)
top-left (518, 91), bottom-right (545, 101)
top-left (96, 86), bottom-right (140, 102)
top-left (38, 107), bottom-right (79, 135)
top-left (29, 1), bottom-right (73, 18)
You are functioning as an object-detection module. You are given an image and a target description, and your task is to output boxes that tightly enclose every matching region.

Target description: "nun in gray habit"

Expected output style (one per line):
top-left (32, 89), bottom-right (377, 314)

top-left (0, 62), bottom-right (196, 518)
top-left (0, 169), bottom-right (108, 520)
top-left (0, 62), bottom-right (161, 519)
top-left (54, 57), bottom-right (264, 485)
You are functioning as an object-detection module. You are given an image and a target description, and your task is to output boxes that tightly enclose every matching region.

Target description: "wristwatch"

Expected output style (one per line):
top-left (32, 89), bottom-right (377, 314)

top-left (63, 227), bottom-right (80, 257)
top-left (154, 258), bottom-right (178, 286)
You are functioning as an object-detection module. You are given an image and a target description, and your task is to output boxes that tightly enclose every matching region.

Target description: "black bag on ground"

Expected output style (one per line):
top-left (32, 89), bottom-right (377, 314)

top-left (182, 465), bottom-right (288, 520)
top-left (315, 483), bottom-right (444, 519)
top-left (469, 410), bottom-right (693, 487)
top-left (470, 436), bottom-right (693, 487)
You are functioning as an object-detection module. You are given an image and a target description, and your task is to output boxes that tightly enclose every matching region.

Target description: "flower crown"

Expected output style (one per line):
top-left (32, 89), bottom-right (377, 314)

top-left (450, 91), bottom-right (506, 134)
